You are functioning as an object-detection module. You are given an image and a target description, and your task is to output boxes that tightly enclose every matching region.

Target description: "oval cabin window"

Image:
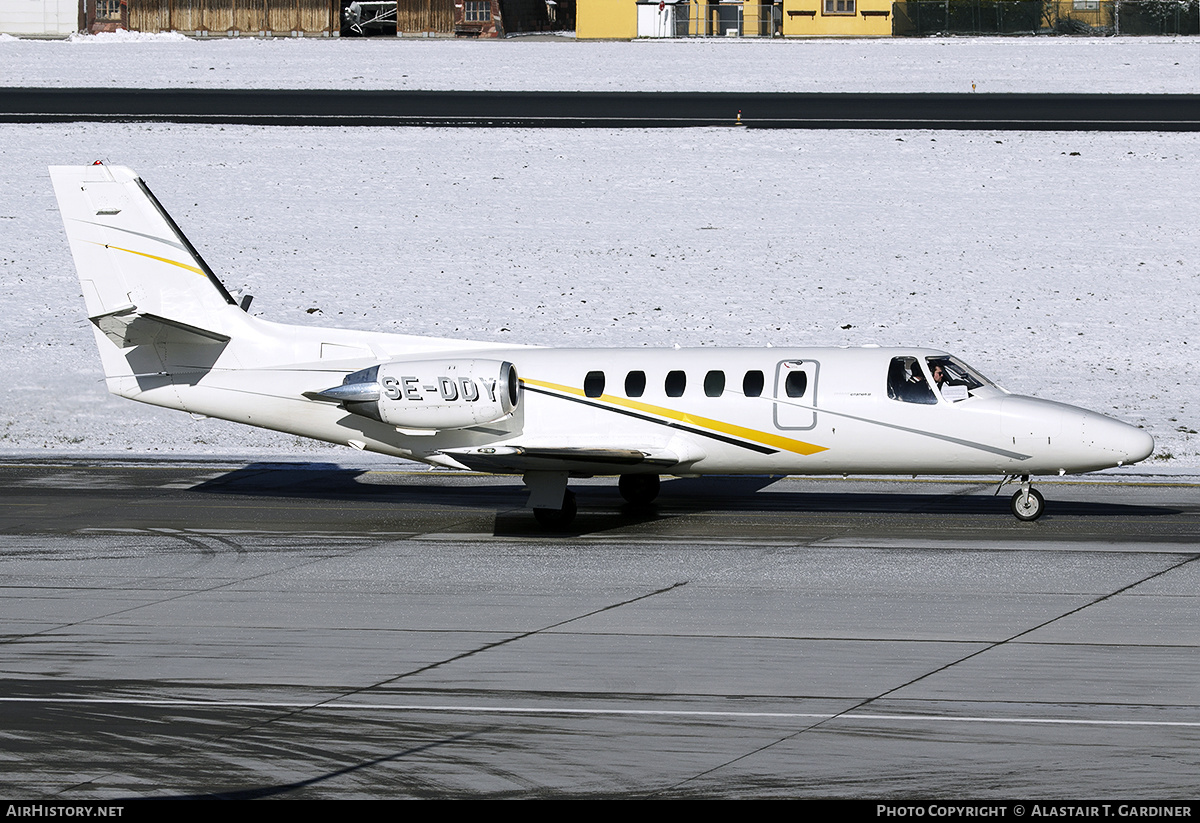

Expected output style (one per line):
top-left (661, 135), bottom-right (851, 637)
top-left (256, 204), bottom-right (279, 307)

top-left (584, 371), bottom-right (605, 398)
top-left (743, 370), bottom-right (764, 398)
top-left (785, 371), bottom-right (807, 398)
top-left (625, 370), bottom-right (646, 398)
top-left (704, 370), bottom-right (725, 397)
top-left (665, 370), bottom-right (686, 397)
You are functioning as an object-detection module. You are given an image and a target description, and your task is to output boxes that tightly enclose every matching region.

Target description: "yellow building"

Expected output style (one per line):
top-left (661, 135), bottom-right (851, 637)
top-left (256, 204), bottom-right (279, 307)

top-left (780, 0), bottom-right (891, 34)
top-left (579, 0), bottom-right (638, 37)
top-left (578, 0), bottom-right (893, 38)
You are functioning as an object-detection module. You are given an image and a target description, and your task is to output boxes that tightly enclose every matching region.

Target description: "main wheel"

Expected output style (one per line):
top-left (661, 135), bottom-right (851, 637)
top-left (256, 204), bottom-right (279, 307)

top-left (533, 490), bottom-right (577, 529)
top-left (619, 474), bottom-right (661, 506)
top-left (1010, 488), bottom-right (1045, 521)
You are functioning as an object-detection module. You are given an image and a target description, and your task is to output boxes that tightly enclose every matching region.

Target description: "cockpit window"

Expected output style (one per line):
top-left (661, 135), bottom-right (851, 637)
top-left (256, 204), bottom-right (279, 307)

top-left (925, 355), bottom-right (994, 402)
top-left (887, 356), bottom-right (937, 405)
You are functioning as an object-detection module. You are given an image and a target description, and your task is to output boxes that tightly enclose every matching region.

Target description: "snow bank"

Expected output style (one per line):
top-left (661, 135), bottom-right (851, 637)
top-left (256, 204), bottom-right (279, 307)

top-left (1, 35), bottom-right (1196, 93)
top-left (65, 30), bottom-right (191, 43)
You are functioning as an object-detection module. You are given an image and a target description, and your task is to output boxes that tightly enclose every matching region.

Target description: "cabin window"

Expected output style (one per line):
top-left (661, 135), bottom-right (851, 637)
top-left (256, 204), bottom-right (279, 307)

top-left (784, 371), bottom-right (808, 398)
top-left (584, 371), bottom-right (605, 398)
top-left (704, 370), bottom-right (725, 397)
top-left (665, 370), bottom-right (686, 397)
top-left (625, 370), bottom-right (646, 398)
top-left (743, 370), bottom-right (764, 398)
top-left (887, 357), bottom-right (937, 405)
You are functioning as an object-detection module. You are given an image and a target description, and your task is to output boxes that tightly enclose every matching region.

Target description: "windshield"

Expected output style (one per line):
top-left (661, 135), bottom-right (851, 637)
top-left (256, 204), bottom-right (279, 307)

top-left (925, 355), bottom-right (1002, 402)
top-left (926, 356), bottom-right (994, 390)
top-left (889, 355), bottom-right (1002, 405)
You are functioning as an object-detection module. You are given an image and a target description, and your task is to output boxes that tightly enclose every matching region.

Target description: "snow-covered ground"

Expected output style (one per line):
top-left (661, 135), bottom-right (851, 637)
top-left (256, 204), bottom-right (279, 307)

top-left (1, 33), bottom-right (1197, 93)
top-left (0, 37), bottom-right (1196, 468)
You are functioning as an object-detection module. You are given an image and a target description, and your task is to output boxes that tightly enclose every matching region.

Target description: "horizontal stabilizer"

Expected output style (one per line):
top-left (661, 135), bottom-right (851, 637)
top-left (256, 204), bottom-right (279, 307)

top-left (92, 308), bottom-right (231, 349)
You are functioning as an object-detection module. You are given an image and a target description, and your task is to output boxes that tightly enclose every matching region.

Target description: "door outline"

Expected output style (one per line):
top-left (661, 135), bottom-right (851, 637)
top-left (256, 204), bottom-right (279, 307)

top-left (773, 359), bottom-right (818, 431)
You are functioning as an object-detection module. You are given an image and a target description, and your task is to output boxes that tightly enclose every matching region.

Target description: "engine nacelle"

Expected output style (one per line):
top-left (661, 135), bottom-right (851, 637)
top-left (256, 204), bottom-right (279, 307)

top-left (325, 359), bottom-right (519, 430)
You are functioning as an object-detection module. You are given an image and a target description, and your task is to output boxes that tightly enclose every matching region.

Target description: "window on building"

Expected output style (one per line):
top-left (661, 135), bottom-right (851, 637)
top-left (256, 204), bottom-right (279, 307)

top-left (704, 370), bottom-right (725, 398)
top-left (665, 370), bottom-right (686, 398)
top-left (1073, 0), bottom-right (1099, 8)
top-left (743, 370), bottom-right (764, 398)
top-left (625, 370), bottom-right (646, 398)
top-left (464, 0), bottom-right (492, 22)
top-left (823, 0), bottom-right (855, 13)
top-left (95, 0), bottom-right (123, 20)
top-left (584, 371), bottom-right (605, 398)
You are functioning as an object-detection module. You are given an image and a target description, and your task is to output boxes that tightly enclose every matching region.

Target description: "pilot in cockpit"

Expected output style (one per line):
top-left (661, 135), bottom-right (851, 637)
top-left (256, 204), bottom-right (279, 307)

top-left (888, 356), bottom-right (938, 404)
top-left (930, 363), bottom-right (946, 390)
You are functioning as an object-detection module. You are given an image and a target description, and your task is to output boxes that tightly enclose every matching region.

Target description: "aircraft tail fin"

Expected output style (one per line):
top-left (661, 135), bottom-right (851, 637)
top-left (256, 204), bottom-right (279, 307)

top-left (50, 164), bottom-right (241, 331)
top-left (50, 164), bottom-right (249, 396)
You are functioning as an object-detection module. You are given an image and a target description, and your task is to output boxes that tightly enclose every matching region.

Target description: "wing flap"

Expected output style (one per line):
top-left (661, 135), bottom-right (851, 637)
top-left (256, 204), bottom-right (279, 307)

top-left (439, 445), bottom-right (680, 473)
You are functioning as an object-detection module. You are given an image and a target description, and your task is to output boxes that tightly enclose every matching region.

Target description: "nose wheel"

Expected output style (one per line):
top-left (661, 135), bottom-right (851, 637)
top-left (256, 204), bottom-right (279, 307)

top-left (999, 474), bottom-right (1046, 521)
top-left (1010, 486), bottom-right (1045, 521)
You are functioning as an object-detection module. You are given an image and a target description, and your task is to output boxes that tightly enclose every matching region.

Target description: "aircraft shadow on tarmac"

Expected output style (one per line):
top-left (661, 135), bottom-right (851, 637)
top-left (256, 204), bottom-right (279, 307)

top-left (189, 464), bottom-right (1176, 537)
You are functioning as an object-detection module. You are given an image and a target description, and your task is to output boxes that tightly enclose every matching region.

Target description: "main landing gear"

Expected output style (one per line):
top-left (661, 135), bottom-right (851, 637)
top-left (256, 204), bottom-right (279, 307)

top-left (533, 490), bottom-right (576, 528)
top-left (525, 471), bottom-right (577, 529)
top-left (618, 473), bottom-right (660, 507)
top-left (1002, 474), bottom-right (1045, 521)
top-left (525, 472), bottom-right (663, 529)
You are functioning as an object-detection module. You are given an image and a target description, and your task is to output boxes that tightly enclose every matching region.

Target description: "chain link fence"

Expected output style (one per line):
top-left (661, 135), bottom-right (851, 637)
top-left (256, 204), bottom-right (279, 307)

top-left (893, 0), bottom-right (1199, 34)
top-left (669, 3), bottom-right (781, 36)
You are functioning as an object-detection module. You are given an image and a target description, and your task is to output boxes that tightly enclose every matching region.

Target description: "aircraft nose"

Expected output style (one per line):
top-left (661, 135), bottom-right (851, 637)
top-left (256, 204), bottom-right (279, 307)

top-left (1083, 414), bottom-right (1155, 466)
top-left (1122, 426), bottom-right (1156, 465)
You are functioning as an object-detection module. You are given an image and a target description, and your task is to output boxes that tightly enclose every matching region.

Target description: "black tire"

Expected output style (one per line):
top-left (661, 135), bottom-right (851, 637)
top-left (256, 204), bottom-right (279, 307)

top-left (619, 474), bottom-right (661, 506)
top-left (1010, 488), bottom-right (1045, 521)
top-left (533, 490), bottom-right (577, 529)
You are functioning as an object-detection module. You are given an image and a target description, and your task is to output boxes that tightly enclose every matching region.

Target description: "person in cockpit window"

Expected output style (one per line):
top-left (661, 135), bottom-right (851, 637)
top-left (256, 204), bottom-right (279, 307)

top-left (902, 360), bottom-right (937, 405)
top-left (930, 362), bottom-right (947, 390)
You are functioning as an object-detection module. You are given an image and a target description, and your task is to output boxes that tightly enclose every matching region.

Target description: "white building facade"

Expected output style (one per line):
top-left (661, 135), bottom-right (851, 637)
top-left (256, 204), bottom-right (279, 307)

top-left (1, 0), bottom-right (82, 36)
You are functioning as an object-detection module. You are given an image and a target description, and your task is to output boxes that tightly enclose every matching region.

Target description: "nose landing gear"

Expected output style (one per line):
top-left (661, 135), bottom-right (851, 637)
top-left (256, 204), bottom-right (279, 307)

top-left (1011, 487), bottom-right (1045, 521)
top-left (1001, 474), bottom-right (1045, 521)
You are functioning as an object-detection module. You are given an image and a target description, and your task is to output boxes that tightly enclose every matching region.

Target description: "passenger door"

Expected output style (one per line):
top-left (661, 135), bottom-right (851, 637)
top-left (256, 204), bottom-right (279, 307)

top-left (773, 359), bottom-right (818, 430)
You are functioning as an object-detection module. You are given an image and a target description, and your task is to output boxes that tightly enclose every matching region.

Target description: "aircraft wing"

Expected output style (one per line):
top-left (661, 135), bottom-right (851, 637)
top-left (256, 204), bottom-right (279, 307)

top-left (436, 445), bottom-right (680, 473)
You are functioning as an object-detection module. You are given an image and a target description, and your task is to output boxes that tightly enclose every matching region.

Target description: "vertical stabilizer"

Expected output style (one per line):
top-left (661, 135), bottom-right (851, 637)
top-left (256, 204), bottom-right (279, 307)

top-left (51, 164), bottom-right (240, 397)
top-left (50, 164), bottom-right (238, 329)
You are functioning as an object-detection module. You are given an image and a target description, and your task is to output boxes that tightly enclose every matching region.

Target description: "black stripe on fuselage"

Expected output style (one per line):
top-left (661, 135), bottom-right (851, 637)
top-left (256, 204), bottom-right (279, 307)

top-left (522, 384), bottom-right (778, 455)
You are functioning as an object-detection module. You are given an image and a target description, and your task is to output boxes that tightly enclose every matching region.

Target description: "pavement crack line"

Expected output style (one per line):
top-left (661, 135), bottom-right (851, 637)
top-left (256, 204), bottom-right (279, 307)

top-left (336, 579), bottom-right (689, 698)
top-left (55, 579), bottom-right (689, 797)
top-left (651, 551), bottom-right (1200, 797)
top-left (1, 531), bottom-right (379, 648)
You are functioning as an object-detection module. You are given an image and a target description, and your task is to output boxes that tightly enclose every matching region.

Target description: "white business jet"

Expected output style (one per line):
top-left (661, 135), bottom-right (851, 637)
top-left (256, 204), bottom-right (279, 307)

top-left (50, 164), bottom-right (1154, 526)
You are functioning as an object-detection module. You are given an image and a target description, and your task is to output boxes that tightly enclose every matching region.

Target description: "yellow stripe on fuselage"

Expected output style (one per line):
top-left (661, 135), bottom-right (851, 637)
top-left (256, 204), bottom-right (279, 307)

top-left (522, 377), bottom-right (828, 457)
top-left (93, 242), bottom-right (206, 277)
